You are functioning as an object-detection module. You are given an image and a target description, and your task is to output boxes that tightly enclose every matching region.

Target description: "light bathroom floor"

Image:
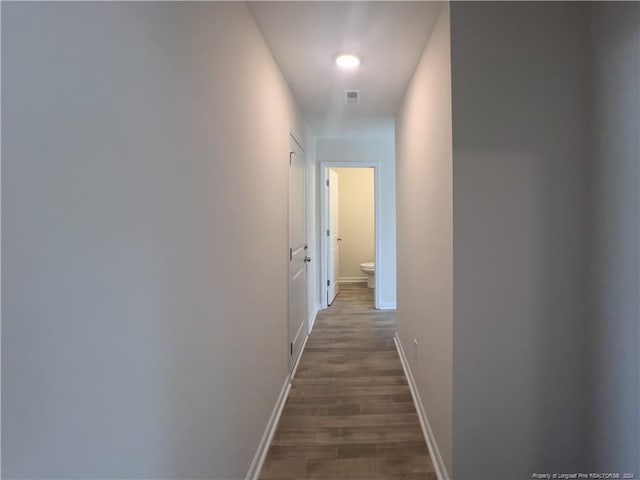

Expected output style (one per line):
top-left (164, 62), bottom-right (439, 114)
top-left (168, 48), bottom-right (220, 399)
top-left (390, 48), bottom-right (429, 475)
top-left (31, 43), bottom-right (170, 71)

top-left (259, 282), bottom-right (435, 479)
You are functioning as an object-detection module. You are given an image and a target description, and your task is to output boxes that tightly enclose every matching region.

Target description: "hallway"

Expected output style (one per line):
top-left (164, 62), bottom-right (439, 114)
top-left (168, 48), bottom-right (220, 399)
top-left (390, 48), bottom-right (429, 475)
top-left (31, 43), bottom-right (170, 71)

top-left (260, 283), bottom-right (435, 479)
top-left (3, 2), bottom-right (638, 478)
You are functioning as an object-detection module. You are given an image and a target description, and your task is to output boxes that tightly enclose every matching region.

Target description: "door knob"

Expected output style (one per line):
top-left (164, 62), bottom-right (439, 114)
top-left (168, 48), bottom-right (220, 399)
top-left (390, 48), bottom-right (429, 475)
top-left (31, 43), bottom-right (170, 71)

top-left (304, 256), bottom-right (312, 263)
top-left (337, 238), bottom-right (343, 242)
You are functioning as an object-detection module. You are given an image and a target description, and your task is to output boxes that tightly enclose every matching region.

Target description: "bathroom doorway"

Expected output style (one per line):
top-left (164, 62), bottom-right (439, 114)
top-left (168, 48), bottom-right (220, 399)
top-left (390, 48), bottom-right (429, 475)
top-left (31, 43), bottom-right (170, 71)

top-left (320, 162), bottom-right (380, 309)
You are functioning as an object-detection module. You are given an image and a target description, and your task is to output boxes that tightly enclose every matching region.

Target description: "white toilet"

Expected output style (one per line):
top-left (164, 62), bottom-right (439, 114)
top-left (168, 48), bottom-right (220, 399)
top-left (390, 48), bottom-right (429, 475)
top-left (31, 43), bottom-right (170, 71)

top-left (360, 262), bottom-right (375, 288)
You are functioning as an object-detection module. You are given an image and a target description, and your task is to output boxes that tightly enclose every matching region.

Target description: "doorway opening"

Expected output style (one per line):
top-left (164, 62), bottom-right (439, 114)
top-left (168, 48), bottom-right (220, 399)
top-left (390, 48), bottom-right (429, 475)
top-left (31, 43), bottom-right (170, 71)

top-left (320, 162), bottom-right (380, 310)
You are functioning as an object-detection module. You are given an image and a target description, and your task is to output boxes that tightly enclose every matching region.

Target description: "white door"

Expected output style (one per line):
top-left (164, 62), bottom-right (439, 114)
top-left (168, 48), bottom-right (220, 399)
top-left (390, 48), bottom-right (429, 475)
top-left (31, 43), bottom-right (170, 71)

top-left (288, 135), bottom-right (308, 371)
top-left (327, 169), bottom-right (339, 305)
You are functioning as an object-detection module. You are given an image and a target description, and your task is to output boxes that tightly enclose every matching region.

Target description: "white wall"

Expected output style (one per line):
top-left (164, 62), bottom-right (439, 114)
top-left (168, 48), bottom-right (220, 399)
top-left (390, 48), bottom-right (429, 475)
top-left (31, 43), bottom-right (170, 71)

top-left (395, 3), bottom-right (453, 475)
top-left (334, 168), bottom-right (375, 281)
top-left (316, 138), bottom-right (396, 308)
top-left (587, 2), bottom-right (640, 475)
top-left (1, 3), bottom-right (309, 478)
top-left (397, 3), bottom-right (619, 478)
top-left (450, 3), bottom-right (591, 477)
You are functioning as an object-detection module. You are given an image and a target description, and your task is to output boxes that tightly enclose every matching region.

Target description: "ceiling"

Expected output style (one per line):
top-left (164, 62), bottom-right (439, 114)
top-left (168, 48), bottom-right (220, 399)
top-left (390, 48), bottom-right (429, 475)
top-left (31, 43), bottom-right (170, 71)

top-left (248, 1), bottom-right (442, 139)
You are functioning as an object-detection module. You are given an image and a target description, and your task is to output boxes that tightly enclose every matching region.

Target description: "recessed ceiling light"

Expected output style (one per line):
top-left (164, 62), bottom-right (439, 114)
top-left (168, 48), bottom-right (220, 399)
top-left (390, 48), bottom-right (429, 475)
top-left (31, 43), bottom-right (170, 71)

top-left (336, 54), bottom-right (360, 69)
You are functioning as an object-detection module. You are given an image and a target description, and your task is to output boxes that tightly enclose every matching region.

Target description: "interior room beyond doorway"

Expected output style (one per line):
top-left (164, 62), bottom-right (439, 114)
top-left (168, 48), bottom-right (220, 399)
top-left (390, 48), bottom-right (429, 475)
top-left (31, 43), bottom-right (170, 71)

top-left (325, 166), bottom-right (376, 308)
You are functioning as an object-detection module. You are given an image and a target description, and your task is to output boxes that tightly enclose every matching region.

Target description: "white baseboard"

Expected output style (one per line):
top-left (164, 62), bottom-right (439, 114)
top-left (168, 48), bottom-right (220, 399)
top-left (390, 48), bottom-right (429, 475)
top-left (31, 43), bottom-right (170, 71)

top-left (394, 333), bottom-right (449, 480)
top-left (338, 276), bottom-right (367, 283)
top-left (247, 309), bottom-right (319, 479)
top-left (309, 303), bottom-right (320, 332)
top-left (290, 333), bottom-right (309, 380)
top-left (245, 375), bottom-right (291, 480)
top-left (378, 302), bottom-right (397, 310)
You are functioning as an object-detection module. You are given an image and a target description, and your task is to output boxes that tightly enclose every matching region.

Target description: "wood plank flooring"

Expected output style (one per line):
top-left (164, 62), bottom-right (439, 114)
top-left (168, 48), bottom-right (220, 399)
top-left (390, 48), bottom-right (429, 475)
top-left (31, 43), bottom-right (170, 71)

top-left (259, 283), bottom-right (435, 479)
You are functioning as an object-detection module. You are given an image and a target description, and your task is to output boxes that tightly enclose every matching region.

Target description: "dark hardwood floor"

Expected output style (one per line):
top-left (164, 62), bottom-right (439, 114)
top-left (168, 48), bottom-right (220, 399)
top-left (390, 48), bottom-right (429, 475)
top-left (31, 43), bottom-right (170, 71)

top-left (259, 283), bottom-right (435, 479)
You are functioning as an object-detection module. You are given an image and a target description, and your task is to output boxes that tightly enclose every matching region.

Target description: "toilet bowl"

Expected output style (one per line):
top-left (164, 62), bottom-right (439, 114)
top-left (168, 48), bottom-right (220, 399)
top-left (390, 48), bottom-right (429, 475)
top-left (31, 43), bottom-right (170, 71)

top-left (360, 262), bottom-right (375, 289)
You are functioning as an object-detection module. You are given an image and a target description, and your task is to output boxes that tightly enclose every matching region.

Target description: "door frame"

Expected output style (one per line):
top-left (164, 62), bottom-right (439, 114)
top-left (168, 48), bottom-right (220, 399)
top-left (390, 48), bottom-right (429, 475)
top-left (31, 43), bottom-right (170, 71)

top-left (320, 162), bottom-right (381, 310)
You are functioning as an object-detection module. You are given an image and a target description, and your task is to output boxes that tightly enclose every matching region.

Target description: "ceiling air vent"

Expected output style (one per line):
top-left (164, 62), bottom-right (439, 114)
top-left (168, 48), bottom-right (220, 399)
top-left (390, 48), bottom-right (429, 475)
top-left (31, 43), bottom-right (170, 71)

top-left (344, 90), bottom-right (360, 105)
